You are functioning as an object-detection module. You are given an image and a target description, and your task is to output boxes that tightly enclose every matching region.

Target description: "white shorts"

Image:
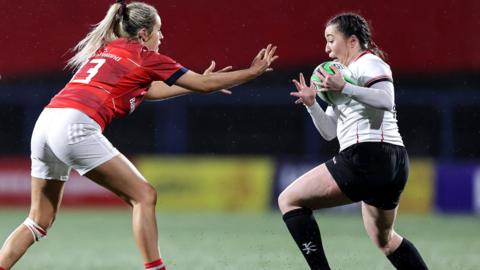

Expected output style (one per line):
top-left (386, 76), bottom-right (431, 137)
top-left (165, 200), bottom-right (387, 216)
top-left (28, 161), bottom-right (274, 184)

top-left (31, 108), bottom-right (120, 181)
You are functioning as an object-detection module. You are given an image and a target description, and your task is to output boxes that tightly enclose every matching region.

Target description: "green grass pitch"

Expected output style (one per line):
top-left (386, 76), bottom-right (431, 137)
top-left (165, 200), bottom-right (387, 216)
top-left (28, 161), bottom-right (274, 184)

top-left (1, 209), bottom-right (479, 269)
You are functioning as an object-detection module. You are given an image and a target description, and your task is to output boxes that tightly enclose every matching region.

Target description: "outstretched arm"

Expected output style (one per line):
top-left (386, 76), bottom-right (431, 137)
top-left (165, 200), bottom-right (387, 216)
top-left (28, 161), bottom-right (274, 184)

top-left (174, 44), bottom-right (278, 93)
top-left (145, 82), bottom-right (194, 101)
top-left (145, 61), bottom-right (232, 101)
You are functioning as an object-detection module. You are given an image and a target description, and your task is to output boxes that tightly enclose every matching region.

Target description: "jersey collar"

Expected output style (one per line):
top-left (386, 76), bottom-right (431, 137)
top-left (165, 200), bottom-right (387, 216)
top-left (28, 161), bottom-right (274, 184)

top-left (352, 50), bottom-right (372, 62)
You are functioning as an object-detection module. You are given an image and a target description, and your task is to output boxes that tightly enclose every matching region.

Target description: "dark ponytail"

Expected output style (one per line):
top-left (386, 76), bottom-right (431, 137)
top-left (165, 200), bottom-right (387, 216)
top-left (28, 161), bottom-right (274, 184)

top-left (367, 40), bottom-right (386, 61)
top-left (327, 13), bottom-right (386, 60)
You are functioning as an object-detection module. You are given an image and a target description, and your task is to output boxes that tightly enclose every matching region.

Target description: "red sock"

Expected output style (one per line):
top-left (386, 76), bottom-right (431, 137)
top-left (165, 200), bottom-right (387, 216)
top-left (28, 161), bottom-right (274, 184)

top-left (144, 259), bottom-right (166, 270)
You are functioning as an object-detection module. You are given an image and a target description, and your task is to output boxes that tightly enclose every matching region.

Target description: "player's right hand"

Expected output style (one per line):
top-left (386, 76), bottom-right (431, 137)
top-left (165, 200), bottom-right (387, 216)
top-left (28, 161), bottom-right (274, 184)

top-left (291, 73), bottom-right (316, 107)
top-left (250, 44), bottom-right (279, 75)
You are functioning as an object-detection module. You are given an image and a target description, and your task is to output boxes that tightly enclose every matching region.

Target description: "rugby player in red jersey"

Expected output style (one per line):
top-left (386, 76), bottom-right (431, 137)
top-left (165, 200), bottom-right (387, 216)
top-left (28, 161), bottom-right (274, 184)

top-left (0, 1), bottom-right (277, 269)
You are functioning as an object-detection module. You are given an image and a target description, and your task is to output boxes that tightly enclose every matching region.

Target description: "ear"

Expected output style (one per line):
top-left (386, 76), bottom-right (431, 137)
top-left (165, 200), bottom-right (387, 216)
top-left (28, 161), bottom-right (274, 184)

top-left (349, 35), bottom-right (359, 48)
top-left (137, 28), bottom-right (149, 42)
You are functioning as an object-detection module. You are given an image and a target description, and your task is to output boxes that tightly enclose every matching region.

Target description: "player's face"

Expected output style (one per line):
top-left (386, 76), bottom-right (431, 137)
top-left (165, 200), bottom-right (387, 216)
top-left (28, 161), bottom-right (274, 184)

top-left (144, 15), bottom-right (163, 52)
top-left (324, 24), bottom-right (349, 64)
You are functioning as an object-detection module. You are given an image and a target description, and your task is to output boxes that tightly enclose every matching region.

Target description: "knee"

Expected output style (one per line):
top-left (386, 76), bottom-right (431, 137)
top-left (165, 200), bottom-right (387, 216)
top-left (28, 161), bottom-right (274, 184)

top-left (372, 230), bottom-right (398, 255)
top-left (375, 233), bottom-right (390, 250)
top-left (135, 182), bottom-right (157, 207)
top-left (277, 190), bottom-right (295, 214)
top-left (23, 217), bottom-right (50, 242)
top-left (29, 209), bottom-right (57, 230)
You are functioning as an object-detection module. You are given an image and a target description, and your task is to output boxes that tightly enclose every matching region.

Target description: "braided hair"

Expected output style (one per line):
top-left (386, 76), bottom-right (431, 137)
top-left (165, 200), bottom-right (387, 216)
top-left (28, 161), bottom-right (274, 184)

top-left (327, 13), bottom-right (386, 60)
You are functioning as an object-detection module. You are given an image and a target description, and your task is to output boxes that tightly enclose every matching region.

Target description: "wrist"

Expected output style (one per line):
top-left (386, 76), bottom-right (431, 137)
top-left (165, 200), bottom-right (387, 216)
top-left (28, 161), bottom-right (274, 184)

top-left (305, 101), bottom-right (320, 113)
top-left (304, 100), bottom-right (315, 107)
top-left (248, 66), bottom-right (263, 77)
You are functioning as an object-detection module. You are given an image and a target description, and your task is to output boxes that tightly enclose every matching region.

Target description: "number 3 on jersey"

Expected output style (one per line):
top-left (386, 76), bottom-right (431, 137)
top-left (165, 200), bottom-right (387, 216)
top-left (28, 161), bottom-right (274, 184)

top-left (71, 59), bottom-right (106, 84)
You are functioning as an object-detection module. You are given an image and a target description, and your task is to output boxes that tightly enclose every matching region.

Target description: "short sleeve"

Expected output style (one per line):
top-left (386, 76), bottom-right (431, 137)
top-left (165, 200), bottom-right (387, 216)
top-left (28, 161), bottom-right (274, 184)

top-left (355, 56), bottom-right (393, 87)
top-left (142, 51), bottom-right (189, 86)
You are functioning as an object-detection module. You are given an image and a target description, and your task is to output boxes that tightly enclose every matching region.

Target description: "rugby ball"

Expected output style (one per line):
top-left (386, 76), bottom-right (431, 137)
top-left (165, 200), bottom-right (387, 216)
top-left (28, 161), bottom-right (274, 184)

top-left (310, 61), bottom-right (356, 105)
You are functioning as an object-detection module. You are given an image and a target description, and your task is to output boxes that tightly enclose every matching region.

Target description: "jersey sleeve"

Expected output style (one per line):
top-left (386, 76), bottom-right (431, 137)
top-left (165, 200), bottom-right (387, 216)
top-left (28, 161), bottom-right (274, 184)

top-left (306, 102), bottom-right (338, 141)
top-left (142, 51), bottom-right (189, 86)
top-left (356, 57), bottom-right (393, 87)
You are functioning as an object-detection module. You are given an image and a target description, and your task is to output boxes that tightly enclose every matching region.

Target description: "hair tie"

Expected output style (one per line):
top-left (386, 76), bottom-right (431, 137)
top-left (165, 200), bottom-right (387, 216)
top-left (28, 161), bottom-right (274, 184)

top-left (116, 0), bottom-right (127, 19)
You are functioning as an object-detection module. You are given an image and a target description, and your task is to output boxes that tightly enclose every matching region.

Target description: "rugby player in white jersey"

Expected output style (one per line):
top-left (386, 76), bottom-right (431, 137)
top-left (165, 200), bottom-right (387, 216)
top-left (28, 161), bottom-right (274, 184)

top-left (278, 13), bottom-right (428, 270)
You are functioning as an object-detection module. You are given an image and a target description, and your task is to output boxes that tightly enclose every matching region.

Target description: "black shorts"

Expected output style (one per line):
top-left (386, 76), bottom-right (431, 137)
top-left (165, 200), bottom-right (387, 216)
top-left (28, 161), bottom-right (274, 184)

top-left (325, 142), bottom-right (409, 210)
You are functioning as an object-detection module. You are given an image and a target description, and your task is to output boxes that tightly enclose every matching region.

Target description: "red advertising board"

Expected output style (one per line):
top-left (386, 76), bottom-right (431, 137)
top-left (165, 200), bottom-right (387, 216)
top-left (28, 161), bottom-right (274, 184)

top-left (0, 158), bottom-right (124, 207)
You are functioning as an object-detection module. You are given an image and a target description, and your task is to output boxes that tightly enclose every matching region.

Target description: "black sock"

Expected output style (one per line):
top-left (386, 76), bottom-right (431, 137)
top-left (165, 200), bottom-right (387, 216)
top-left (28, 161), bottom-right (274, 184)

top-left (282, 208), bottom-right (330, 270)
top-left (387, 238), bottom-right (428, 270)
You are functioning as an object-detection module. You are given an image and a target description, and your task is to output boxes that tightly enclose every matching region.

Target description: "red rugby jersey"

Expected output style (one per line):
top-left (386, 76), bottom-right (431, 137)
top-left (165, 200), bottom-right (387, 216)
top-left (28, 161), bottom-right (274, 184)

top-left (47, 38), bottom-right (187, 130)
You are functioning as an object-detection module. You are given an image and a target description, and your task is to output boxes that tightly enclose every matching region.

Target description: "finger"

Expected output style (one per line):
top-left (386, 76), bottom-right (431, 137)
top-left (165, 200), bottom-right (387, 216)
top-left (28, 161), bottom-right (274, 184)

top-left (330, 65), bottom-right (339, 74)
top-left (256, 48), bottom-right (266, 59)
top-left (299, 73), bottom-right (306, 86)
top-left (295, 98), bottom-right (303, 105)
top-left (218, 66), bottom-right (233, 72)
top-left (263, 44), bottom-right (272, 59)
top-left (204, 61), bottom-right (215, 74)
top-left (311, 80), bottom-right (322, 88)
top-left (319, 87), bottom-right (328, 92)
top-left (267, 46), bottom-right (277, 59)
top-left (266, 43), bottom-right (272, 52)
top-left (315, 69), bottom-right (326, 81)
top-left (220, 89), bottom-right (232, 95)
top-left (316, 68), bottom-right (327, 78)
top-left (266, 67), bottom-right (273, 72)
top-left (292, 79), bottom-right (303, 91)
top-left (270, 55), bottom-right (279, 63)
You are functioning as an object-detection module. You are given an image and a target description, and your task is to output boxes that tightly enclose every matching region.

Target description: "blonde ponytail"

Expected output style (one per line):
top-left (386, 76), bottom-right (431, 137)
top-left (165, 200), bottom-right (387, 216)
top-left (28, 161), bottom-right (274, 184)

top-left (67, 1), bottom-right (159, 71)
top-left (67, 3), bottom-right (123, 71)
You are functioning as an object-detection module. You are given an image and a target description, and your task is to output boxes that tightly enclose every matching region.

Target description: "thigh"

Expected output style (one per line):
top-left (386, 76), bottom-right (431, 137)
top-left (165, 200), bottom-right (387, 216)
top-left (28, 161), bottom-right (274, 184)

top-left (29, 177), bottom-right (65, 228)
top-left (279, 163), bottom-right (352, 212)
top-left (84, 154), bottom-right (152, 205)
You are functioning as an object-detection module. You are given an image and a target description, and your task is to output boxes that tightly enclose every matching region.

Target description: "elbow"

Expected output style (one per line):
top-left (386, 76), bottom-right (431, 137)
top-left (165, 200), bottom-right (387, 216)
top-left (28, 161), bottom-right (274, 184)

top-left (180, 75), bottom-right (216, 93)
top-left (320, 131), bottom-right (337, 141)
top-left (188, 84), bottom-right (213, 93)
top-left (324, 134), bottom-right (337, 141)
top-left (373, 99), bottom-right (394, 111)
top-left (381, 94), bottom-right (395, 111)
top-left (197, 74), bottom-right (226, 93)
top-left (192, 80), bottom-right (218, 93)
top-left (382, 100), bottom-right (395, 112)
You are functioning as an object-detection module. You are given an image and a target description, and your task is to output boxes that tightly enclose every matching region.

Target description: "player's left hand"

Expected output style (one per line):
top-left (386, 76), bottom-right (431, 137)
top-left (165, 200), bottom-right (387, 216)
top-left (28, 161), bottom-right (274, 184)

top-left (315, 65), bottom-right (346, 92)
top-left (291, 73), bottom-right (317, 107)
top-left (203, 61), bottom-right (233, 95)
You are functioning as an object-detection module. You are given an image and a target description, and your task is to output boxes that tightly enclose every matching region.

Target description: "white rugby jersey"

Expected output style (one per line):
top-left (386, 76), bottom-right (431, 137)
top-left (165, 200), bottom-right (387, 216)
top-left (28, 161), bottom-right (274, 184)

top-left (307, 52), bottom-right (404, 151)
